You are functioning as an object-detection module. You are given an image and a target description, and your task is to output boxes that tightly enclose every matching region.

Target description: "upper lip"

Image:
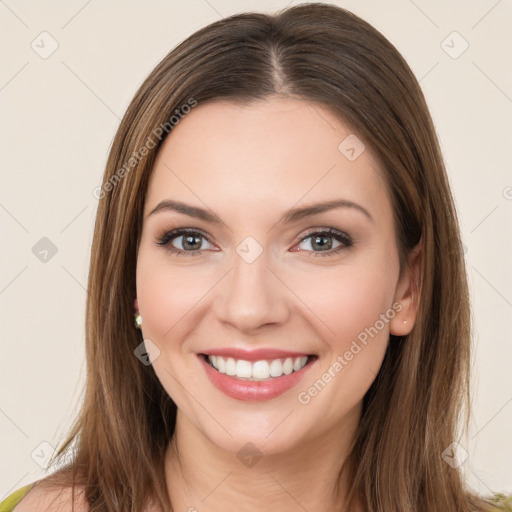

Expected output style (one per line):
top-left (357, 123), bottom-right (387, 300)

top-left (199, 348), bottom-right (314, 361)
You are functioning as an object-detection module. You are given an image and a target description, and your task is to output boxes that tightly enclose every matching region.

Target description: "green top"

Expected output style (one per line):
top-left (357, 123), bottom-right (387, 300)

top-left (1, 481), bottom-right (510, 511)
top-left (493, 494), bottom-right (512, 511)
top-left (0, 483), bottom-right (35, 512)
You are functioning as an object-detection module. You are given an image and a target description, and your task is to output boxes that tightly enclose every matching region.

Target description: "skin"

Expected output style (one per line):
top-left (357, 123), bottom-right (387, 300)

top-left (134, 96), bottom-right (421, 512)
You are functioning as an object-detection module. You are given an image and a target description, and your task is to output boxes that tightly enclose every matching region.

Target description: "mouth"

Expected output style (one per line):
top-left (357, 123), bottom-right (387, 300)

top-left (199, 353), bottom-right (318, 381)
top-left (197, 347), bottom-right (319, 400)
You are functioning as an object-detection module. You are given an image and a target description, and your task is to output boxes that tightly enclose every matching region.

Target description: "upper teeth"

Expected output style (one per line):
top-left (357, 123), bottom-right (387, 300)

top-left (208, 355), bottom-right (309, 381)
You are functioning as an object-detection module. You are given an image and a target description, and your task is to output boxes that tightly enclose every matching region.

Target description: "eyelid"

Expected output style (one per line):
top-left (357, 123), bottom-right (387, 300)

top-left (155, 227), bottom-right (215, 250)
top-left (292, 227), bottom-right (352, 255)
top-left (155, 226), bottom-right (352, 256)
top-left (295, 226), bottom-right (350, 243)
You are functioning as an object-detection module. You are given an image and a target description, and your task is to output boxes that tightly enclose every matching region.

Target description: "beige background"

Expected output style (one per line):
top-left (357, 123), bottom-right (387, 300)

top-left (1, 0), bottom-right (511, 499)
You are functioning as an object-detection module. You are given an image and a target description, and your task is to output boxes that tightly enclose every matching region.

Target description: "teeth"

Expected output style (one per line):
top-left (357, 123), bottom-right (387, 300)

top-left (207, 355), bottom-right (309, 380)
top-left (252, 360), bottom-right (269, 379)
top-left (283, 358), bottom-right (294, 375)
top-left (225, 357), bottom-right (236, 376)
top-left (235, 360), bottom-right (252, 378)
top-left (269, 359), bottom-right (282, 377)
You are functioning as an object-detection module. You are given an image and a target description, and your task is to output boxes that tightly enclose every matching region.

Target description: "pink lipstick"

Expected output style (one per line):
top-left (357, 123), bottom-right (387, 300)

top-left (198, 349), bottom-right (317, 401)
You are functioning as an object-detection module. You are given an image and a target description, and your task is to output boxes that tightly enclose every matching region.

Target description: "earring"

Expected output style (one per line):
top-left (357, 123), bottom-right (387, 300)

top-left (134, 312), bottom-right (142, 329)
top-left (403, 320), bottom-right (408, 324)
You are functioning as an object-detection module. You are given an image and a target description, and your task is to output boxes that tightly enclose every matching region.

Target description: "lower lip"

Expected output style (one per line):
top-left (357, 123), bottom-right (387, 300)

top-left (198, 355), bottom-right (316, 401)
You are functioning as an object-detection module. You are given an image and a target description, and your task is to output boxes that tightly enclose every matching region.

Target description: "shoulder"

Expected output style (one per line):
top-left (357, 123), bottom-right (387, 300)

top-left (0, 483), bottom-right (34, 512)
top-left (6, 480), bottom-right (88, 512)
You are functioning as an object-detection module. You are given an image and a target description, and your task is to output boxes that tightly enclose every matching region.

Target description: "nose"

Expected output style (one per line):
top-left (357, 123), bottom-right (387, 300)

top-left (213, 250), bottom-right (293, 335)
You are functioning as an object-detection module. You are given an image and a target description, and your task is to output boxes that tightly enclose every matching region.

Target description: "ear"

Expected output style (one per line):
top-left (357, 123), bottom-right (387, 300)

top-left (134, 297), bottom-right (139, 313)
top-left (389, 240), bottom-right (422, 336)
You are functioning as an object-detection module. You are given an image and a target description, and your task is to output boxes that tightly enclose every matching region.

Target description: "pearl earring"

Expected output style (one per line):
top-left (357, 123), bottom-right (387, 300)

top-left (134, 312), bottom-right (142, 329)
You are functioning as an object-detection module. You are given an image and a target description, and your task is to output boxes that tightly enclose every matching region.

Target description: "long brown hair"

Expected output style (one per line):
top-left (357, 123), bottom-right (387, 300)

top-left (40, 3), bottom-right (505, 511)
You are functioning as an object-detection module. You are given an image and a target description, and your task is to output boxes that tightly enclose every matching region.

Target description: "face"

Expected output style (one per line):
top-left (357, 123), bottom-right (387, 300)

top-left (135, 96), bottom-right (418, 456)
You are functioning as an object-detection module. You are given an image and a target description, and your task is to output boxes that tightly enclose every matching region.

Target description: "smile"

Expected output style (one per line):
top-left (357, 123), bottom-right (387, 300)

top-left (205, 354), bottom-right (311, 381)
top-left (198, 351), bottom-right (318, 401)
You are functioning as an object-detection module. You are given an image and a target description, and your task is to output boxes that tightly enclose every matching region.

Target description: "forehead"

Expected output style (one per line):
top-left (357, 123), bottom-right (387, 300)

top-left (144, 97), bottom-right (390, 222)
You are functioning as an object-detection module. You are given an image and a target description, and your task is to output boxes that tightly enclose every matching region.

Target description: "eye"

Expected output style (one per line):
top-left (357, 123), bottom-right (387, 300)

top-left (294, 228), bottom-right (352, 257)
top-left (155, 227), bottom-right (352, 257)
top-left (156, 228), bottom-right (214, 256)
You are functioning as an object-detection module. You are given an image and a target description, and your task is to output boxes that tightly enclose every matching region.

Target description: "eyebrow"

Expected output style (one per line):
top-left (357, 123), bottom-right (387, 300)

top-left (146, 198), bottom-right (374, 225)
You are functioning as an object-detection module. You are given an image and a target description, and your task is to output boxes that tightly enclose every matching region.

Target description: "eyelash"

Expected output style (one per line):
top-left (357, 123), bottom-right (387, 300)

top-left (155, 227), bottom-right (352, 257)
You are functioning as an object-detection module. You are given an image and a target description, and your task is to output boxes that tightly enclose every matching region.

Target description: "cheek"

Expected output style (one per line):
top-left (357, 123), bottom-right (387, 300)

top-left (135, 252), bottom-right (211, 407)
top-left (293, 258), bottom-right (399, 348)
top-left (293, 263), bottom-right (398, 418)
top-left (135, 250), bottom-right (212, 344)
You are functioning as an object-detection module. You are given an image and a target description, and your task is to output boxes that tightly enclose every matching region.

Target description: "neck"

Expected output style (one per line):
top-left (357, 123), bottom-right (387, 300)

top-left (164, 407), bottom-right (363, 512)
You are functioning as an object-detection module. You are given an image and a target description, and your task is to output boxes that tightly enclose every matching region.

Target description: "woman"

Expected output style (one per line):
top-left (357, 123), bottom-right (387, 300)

top-left (2, 3), bottom-right (509, 511)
